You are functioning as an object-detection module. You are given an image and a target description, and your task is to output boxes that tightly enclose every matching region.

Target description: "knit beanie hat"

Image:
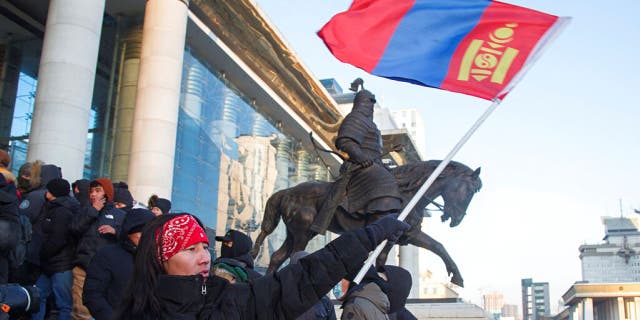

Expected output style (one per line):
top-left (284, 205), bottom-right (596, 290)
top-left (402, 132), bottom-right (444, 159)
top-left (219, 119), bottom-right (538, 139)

top-left (122, 208), bottom-right (155, 235)
top-left (46, 178), bottom-right (70, 198)
top-left (156, 198), bottom-right (171, 215)
top-left (113, 182), bottom-right (134, 208)
top-left (90, 178), bottom-right (114, 201)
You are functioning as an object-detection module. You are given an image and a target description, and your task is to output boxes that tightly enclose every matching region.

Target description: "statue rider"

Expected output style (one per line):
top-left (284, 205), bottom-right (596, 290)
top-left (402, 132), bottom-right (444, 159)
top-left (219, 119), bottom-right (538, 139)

top-left (310, 79), bottom-right (403, 235)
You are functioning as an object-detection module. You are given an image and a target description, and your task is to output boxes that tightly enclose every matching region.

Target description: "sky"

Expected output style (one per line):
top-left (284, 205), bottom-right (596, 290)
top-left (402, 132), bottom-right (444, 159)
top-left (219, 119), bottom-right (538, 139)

top-left (254, 0), bottom-right (640, 311)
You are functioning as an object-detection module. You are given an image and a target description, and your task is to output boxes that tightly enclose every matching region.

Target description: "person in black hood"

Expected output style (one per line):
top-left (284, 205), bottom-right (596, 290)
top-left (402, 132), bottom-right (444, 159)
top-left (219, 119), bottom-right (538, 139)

top-left (72, 179), bottom-right (91, 208)
top-left (214, 229), bottom-right (261, 280)
top-left (112, 182), bottom-right (134, 212)
top-left (83, 208), bottom-right (155, 320)
top-left (32, 178), bottom-right (77, 320)
top-left (341, 265), bottom-right (413, 320)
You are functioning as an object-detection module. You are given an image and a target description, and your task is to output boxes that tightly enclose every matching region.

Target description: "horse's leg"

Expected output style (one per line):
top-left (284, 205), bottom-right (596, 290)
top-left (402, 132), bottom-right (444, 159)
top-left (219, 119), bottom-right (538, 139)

top-left (251, 230), bottom-right (268, 259)
top-left (405, 230), bottom-right (464, 287)
top-left (375, 241), bottom-right (395, 269)
top-left (252, 191), bottom-right (283, 258)
top-left (266, 232), bottom-right (293, 274)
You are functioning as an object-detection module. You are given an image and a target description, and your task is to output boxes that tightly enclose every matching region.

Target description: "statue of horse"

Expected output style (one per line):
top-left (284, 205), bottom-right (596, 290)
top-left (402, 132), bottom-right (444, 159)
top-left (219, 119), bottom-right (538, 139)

top-left (250, 160), bottom-right (481, 287)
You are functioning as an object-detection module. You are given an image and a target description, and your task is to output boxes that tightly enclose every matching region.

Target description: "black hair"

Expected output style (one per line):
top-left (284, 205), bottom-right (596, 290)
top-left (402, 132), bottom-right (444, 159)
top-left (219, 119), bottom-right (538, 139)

top-left (114, 213), bottom-right (206, 319)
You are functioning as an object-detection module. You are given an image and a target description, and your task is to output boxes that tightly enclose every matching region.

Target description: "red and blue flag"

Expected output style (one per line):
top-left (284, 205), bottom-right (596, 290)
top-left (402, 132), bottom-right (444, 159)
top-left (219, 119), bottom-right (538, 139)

top-left (318, 0), bottom-right (566, 101)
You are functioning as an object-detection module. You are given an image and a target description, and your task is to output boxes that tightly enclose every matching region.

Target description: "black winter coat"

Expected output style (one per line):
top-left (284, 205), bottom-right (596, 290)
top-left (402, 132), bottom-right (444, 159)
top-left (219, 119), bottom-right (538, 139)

top-left (70, 202), bottom-right (126, 270)
top-left (39, 198), bottom-right (76, 275)
top-left (0, 177), bottom-right (19, 251)
top-left (83, 241), bottom-right (135, 320)
top-left (121, 228), bottom-right (372, 320)
top-left (296, 296), bottom-right (336, 320)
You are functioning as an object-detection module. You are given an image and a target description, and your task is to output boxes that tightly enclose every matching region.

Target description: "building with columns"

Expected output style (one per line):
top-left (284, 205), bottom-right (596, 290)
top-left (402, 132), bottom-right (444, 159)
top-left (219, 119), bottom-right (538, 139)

top-left (0, 0), bottom-right (352, 267)
top-left (551, 216), bottom-right (640, 320)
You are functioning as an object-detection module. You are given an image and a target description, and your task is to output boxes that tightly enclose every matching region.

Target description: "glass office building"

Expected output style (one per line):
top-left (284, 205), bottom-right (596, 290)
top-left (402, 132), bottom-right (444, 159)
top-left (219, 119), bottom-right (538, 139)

top-left (0, 0), bottom-right (343, 266)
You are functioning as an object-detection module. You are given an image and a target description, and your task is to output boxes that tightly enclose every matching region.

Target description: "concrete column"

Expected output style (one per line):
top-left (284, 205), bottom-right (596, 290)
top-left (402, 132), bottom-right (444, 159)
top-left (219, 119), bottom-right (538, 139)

top-left (274, 134), bottom-right (291, 191)
top-left (617, 297), bottom-right (625, 320)
top-left (27, 0), bottom-right (105, 181)
top-left (111, 25), bottom-right (143, 183)
top-left (583, 298), bottom-right (593, 320)
top-left (399, 245), bottom-right (420, 298)
top-left (634, 297), bottom-right (639, 320)
top-left (127, 0), bottom-right (188, 199)
top-left (0, 41), bottom-right (21, 149)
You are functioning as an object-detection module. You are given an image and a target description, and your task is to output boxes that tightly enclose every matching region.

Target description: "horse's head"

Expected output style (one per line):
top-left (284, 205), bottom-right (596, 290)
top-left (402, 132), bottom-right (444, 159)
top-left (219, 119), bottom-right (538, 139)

top-left (439, 167), bottom-right (482, 227)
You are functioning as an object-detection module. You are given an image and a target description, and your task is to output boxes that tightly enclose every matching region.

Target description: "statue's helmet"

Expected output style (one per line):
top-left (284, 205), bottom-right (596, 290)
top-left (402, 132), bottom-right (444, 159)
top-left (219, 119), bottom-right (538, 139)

top-left (353, 89), bottom-right (376, 106)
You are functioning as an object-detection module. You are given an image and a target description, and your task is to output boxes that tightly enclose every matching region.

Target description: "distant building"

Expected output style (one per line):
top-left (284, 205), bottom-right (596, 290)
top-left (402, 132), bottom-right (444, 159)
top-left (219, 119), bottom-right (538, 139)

top-left (550, 215), bottom-right (640, 320)
top-left (390, 109), bottom-right (427, 159)
top-left (522, 278), bottom-right (551, 320)
top-left (579, 216), bottom-right (640, 282)
top-left (483, 291), bottom-right (505, 315)
top-left (502, 304), bottom-right (520, 320)
top-left (419, 269), bottom-right (460, 299)
top-left (556, 282), bottom-right (640, 320)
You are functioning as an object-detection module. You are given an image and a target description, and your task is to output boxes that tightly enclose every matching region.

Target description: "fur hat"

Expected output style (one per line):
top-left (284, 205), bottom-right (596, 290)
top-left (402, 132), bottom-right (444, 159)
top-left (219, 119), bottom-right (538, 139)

top-left (46, 178), bottom-right (70, 198)
top-left (90, 178), bottom-right (114, 201)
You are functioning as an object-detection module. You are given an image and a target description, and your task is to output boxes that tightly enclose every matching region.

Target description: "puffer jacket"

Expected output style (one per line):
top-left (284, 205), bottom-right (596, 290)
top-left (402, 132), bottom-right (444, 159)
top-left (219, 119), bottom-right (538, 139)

top-left (118, 228), bottom-right (373, 320)
top-left (70, 201), bottom-right (126, 270)
top-left (39, 197), bottom-right (77, 275)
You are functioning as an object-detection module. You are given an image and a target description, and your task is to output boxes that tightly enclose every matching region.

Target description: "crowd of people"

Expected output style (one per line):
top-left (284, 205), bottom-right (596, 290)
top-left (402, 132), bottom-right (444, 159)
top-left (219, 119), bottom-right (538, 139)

top-left (0, 149), bottom-right (417, 320)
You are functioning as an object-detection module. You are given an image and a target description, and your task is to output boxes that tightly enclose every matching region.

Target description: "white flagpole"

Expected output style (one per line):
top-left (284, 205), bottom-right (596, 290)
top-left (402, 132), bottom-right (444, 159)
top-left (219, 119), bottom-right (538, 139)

top-left (353, 98), bottom-right (501, 284)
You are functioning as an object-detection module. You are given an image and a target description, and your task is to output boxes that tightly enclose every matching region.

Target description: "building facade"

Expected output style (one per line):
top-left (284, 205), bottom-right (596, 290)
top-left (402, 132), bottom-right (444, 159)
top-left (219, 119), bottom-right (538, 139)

top-left (558, 283), bottom-right (640, 320)
top-left (0, 0), bottom-right (347, 266)
top-left (580, 216), bottom-right (640, 282)
top-left (522, 278), bottom-right (551, 320)
top-left (484, 291), bottom-right (505, 315)
top-left (551, 216), bottom-right (640, 320)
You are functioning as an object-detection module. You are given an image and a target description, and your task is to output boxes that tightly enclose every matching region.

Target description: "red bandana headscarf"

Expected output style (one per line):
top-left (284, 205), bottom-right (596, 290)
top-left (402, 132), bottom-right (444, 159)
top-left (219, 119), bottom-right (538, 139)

top-left (158, 215), bottom-right (209, 262)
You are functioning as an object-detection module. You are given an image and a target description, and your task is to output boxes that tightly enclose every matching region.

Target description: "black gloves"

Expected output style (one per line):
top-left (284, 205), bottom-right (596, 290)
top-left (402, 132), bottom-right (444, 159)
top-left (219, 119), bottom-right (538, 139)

top-left (364, 214), bottom-right (410, 249)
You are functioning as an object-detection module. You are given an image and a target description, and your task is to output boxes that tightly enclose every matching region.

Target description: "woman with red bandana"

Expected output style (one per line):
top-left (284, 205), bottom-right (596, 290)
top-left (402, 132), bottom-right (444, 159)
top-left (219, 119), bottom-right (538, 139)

top-left (115, 213), bottom-right (409, 319)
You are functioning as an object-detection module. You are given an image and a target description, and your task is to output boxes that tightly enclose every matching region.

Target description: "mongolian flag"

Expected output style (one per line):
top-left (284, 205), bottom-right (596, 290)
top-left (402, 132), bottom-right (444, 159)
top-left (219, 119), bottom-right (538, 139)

top-left (318, 0), bottom-right (568, 101)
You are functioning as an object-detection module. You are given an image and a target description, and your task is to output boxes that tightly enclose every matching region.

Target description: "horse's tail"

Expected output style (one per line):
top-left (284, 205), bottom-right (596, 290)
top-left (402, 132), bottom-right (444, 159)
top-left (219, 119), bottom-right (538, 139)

top-left (250, 190), bottom-right (283, 259)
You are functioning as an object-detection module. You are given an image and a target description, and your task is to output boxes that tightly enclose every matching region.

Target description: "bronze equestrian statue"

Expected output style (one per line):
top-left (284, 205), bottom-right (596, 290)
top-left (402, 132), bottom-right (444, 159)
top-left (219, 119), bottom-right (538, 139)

top-left (251, 159), bottom-right (481, 287)
top-left (310, 84), bottom-right (403, 234)
top-left (251, 82), bottom-right (482, 287)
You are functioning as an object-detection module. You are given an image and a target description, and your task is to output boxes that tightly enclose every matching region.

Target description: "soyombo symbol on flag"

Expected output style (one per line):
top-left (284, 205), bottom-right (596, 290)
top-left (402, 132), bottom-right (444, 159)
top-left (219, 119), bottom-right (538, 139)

top-left (318, 0), bottom-right (566, 101)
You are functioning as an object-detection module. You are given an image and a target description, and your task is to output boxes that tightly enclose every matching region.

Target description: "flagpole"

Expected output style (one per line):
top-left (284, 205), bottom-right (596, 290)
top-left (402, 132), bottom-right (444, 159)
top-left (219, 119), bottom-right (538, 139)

top-left (353, 98), bottom-right (502, 284)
